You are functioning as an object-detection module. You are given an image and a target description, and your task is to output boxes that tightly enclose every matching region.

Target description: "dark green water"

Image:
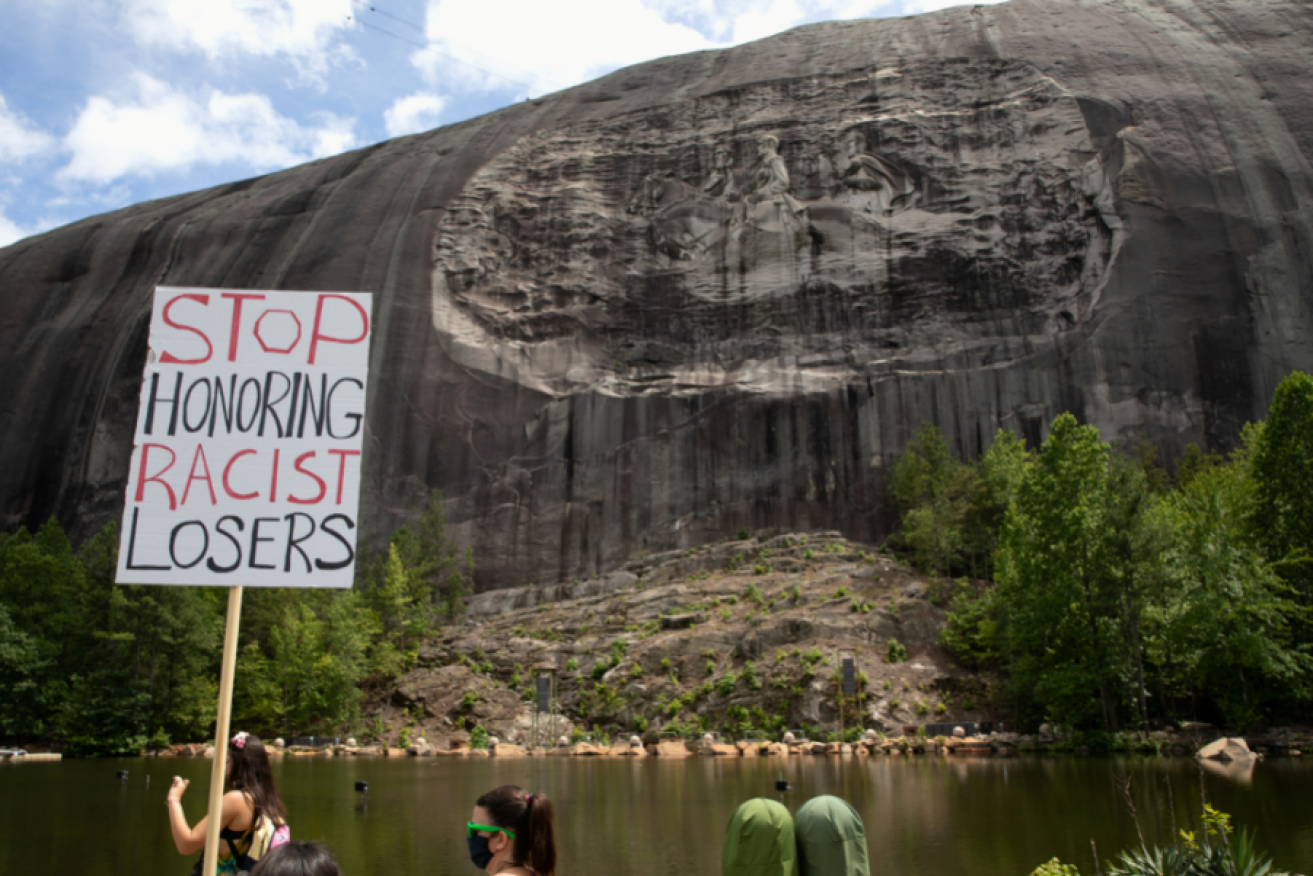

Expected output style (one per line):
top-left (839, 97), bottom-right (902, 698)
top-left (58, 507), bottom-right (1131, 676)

top-left (3, 755), bottom-right (1311, 875)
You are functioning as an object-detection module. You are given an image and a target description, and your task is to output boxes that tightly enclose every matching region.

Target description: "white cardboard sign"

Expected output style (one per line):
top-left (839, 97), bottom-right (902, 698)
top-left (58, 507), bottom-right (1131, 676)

top-left (116, 287), bottom-right (373, 588)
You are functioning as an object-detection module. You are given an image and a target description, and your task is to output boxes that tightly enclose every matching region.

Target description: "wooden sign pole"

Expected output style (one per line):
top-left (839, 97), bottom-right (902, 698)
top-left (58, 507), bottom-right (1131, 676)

top-left (202, 586), bottom-right (244, 876)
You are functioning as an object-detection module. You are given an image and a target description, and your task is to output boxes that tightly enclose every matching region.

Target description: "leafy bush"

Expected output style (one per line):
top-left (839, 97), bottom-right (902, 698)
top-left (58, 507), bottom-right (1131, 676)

top-left (886, 639), bottom-right (908, 664)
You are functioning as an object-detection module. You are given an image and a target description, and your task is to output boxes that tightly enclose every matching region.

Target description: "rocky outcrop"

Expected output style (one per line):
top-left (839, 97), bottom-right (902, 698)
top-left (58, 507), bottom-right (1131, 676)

top-left (363, 533), bottom-right (985, 748)
top-left (1, 1), bottom-right (1311, 586)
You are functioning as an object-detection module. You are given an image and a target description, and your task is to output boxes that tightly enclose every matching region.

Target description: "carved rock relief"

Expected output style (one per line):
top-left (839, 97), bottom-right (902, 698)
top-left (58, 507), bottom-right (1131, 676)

top-left (433, 59), bottom-right (1120, 379)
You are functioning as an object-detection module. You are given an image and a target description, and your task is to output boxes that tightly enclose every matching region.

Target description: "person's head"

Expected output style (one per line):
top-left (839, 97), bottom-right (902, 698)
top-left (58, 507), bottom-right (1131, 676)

top-left (758, 135), bottom-right (780, 157)
top-left (722, 798), bottom-right (796, 876)
top-left (468, 785), bottom-right (556, 876)
top-left (249, 841), bottom-right (342, 876)
top-left (842, 130), bottom-right (867, 158)
top-left (226, 732), bottom-right (288, 824)
top-left (794, 795), bottom-right (869, 876)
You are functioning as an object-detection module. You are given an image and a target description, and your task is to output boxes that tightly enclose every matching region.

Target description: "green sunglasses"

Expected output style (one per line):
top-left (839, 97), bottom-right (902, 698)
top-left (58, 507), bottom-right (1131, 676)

top-left (467, 822), bottom-right (516, 839)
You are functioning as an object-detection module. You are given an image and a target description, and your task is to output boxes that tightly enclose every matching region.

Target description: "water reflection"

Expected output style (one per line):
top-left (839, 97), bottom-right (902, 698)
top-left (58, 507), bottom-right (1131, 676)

top-left (1197, 756), bottom-right (1256, 786)
top-left (1, 755), bottom-right (1311, 876)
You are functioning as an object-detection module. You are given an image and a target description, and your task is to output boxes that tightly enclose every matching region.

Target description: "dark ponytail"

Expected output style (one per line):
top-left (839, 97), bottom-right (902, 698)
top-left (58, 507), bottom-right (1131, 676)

top-left (476, 785), bottom-right (557, 876)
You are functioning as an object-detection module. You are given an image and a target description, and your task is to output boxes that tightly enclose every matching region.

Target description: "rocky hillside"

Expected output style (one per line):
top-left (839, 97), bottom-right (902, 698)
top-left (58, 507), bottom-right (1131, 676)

top-left (368, 532), bottom-right (990, 748)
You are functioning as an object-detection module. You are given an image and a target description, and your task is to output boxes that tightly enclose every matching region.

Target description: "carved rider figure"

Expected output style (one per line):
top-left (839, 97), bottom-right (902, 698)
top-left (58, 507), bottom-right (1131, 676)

top-left (839, 129), bottom-right (915, 214)
top-left (737, 135), bottom-right (806, 221)
top-left (798, 151), bottom-right (838, 200)
top-left (701, 144), bottom-right (739, 201)
top-left (746, 136), bottom-right (791, 204)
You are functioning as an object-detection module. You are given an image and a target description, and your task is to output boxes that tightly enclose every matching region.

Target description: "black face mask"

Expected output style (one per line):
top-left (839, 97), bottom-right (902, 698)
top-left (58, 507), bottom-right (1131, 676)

top-left (468, 834), bottom-right (494, 869)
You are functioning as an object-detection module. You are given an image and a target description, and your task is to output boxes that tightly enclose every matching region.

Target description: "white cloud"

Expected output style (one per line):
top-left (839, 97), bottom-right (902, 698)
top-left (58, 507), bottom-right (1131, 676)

top-left (57, 74), bottom-right (357, 185)
top-left (907, 0), bottom-right (1003, 12)
top-left (0, 211), bottom-right (28, 247)
top-left (384, 92), bottom-right (447, 137)
top-left (406, 0), bottom-right (1008, 98)
top-left (0, 207), bottom-right (50, 248)
top-left (413, 0), bottom-right (718, 97)
top-left (0, 94), bottom-right (56, 163)
top-left (124, 0), bottom-right (358, 77)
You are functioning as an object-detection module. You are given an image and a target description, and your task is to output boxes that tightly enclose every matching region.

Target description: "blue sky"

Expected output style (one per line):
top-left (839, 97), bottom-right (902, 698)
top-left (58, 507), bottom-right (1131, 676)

top-left (0, 0), bottom-right (1005, 247)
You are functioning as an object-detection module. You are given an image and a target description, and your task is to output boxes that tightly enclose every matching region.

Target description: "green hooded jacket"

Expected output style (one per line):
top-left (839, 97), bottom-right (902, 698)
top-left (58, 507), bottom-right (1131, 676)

top-left (794, 795), bottom-right (870, 876)
top-left (722, 798), bottom-right (797, 876)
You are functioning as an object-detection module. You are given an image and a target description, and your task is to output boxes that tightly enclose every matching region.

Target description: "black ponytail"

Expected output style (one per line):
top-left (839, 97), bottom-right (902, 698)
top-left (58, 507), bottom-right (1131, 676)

top-left (477, 785), bottom-right (557, 876)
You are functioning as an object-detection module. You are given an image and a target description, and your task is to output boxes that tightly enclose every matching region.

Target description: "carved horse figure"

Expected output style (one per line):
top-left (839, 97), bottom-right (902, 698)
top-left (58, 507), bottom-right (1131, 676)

top-left (627, 171), bottom-right (732, 261)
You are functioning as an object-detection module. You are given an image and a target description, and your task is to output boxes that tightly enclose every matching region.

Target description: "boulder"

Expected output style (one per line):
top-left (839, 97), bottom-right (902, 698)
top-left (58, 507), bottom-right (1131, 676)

top-left (655, 740), bottom-right (691, 757)
top-left (661, 613), bottom-right (705, 630)
top-left (1197, 737), bottom-right (1257, 762)
top-left (492, 743), bottom-right (528, 757)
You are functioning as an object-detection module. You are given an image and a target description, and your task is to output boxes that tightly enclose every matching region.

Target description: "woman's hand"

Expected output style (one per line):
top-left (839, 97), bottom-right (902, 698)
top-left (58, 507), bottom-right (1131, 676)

top-left (168, 776), bottom-right (189, 804)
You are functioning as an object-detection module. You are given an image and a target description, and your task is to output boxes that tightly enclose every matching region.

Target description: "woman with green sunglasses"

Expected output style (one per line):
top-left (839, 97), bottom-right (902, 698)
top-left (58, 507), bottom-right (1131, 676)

top-left (467, 785), bottom-right (557, 876)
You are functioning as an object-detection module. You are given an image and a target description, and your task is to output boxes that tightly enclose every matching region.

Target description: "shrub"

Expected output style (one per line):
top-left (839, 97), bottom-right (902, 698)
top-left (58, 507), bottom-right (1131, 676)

top-left (565, 657), bottom-right (578, 672)
top-left (886, 639), bottom-right (908, 664)
top-left (742, 661), bottom-right (761, 690)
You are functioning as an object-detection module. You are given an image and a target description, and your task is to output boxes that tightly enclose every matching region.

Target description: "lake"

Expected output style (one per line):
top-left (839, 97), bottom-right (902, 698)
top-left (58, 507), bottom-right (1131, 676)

top-left (3, 754), bottom-right (1311, 875)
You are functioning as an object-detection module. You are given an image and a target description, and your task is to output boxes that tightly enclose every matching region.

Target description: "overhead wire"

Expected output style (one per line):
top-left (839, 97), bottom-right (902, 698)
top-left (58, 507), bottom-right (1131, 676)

top-left (350, 4), bottom-right (551, 97)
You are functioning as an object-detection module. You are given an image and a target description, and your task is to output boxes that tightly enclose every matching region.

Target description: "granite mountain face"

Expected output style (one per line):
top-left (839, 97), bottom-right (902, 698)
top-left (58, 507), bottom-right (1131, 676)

top-left (1, 0), bottom-right (1310, 588)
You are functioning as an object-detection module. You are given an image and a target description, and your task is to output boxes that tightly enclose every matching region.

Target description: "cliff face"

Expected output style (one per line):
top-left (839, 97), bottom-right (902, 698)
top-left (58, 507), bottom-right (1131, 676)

top-left (1, 0), bottom-right (1311, 587)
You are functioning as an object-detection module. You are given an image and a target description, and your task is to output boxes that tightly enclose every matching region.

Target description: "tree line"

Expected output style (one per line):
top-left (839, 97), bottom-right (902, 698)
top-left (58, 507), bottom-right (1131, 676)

top-left (0, 491), bottom-right (471, 755)
top-left (893, 373), bottom-right (1313, 733)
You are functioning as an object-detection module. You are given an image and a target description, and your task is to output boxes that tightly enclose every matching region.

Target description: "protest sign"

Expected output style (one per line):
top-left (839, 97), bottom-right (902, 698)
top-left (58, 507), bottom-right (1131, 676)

top-left (114, 286), bottom-right (373, 874)
top-left (116, 287), bottom-right (372, 588)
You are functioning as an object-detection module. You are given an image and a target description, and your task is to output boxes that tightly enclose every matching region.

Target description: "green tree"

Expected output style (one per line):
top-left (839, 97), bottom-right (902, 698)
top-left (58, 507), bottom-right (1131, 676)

top-left (961, 429), bottom-right (1032, 579)
top-left (996, 414), bottom-right (1134, 730)
top-left (891, 423), bottom-right (969, 576)
top-left (1151, 462), bottom-right (1312, 727)
top-left (58, 668), bottom-right (152, 756)
top-left (1252, 372), bottom-right (1313, 610)
top-left (0, 603), bottom-right (51, 740)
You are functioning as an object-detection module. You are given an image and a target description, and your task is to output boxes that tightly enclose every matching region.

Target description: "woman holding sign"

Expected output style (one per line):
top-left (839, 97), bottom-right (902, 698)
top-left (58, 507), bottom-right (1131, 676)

top-left (167, 732), bottom-right (291, 873)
